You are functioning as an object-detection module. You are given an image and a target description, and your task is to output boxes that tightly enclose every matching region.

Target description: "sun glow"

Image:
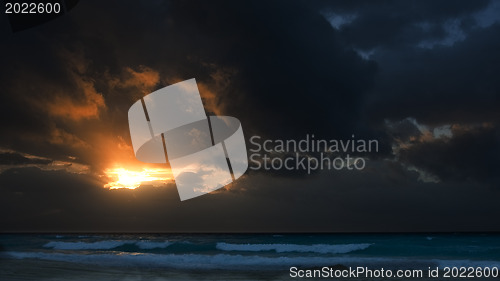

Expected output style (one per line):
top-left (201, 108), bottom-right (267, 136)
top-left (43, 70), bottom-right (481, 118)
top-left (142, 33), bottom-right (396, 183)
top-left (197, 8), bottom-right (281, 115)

top-left (104, 168), bottom-right (172, 189)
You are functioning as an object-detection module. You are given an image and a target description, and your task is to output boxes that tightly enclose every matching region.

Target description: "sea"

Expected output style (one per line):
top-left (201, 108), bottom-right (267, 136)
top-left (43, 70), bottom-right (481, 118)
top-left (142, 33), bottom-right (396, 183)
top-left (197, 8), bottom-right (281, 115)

top-left (1, 233), bottom-right (499, 280)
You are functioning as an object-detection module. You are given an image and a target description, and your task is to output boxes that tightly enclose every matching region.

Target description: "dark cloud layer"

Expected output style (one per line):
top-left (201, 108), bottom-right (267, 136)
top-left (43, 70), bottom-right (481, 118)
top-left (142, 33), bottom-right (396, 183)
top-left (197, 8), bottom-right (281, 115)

top-left (326, 0), bottom-right (491, 49)
top-left (367, 23), bottom-right (500, 125)
top-left (0, 152), bottom-right (52, 166)
top-left (2, 164), bottom-right (500, 232)
top-left (0, 0), bottom-right (499, 232)
top-left (399, 125), bottom-right (500, 185)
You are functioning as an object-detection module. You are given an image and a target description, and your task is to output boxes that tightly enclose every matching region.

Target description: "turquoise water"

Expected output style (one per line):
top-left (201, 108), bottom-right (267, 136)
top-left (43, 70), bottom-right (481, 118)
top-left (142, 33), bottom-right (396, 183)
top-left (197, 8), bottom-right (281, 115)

top-left (1, 233), bottom-right (500, 280)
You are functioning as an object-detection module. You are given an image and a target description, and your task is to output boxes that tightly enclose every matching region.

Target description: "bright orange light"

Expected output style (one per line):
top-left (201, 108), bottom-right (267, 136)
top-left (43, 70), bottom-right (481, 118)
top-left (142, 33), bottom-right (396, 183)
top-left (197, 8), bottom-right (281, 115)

top-left (104, 168), bottom-right (172, 189)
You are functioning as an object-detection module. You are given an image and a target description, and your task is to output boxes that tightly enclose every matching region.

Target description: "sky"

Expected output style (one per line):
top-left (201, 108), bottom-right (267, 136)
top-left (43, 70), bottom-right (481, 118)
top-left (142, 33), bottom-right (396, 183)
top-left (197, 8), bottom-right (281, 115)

top-left (0, 0), bottom-right (499, 232)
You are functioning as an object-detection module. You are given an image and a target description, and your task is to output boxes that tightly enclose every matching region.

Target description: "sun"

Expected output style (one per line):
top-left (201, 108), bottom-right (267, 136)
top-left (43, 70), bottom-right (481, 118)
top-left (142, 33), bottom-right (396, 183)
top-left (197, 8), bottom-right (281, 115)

top-left (104, 168), bottom-right (172, 189)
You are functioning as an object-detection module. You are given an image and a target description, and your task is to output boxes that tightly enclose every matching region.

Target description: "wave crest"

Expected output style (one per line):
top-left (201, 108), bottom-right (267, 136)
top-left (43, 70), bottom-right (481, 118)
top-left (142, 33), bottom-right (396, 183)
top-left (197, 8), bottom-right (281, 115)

top-left (216, 242), bottom-right (372, 254)
top-left (7, 251), bottom-right (497, 270)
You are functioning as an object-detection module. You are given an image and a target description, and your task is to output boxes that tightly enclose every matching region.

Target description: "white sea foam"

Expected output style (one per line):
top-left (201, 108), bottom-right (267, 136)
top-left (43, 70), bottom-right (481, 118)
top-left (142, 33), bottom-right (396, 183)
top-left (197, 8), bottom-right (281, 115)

top-left (216, 242), bottom-right (372, 254)
top-left (2, 251), bottom-right (395, 270)
top-left (44, 240), bottom-right (172, 250)
top-left (6, 251), bottom-right (499, 270)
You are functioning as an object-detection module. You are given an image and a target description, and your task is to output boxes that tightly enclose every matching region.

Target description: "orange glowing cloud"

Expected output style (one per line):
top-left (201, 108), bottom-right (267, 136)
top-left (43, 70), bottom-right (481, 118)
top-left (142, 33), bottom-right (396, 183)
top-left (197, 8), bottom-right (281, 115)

top-left (123, 66), bottom-right (160, 90)
top-left (106, 65), bottom-right (161, 99)
top-left (47, 78), bottom-right (106, 121)
top-left (39, 49), bottom-right (107, 121)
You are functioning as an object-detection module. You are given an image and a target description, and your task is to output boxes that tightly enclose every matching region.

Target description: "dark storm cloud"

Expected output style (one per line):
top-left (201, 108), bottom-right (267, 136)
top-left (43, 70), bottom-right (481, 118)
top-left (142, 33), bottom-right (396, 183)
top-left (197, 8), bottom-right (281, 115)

top-left (315, 0), bottom-right (490, 50)
top-left (161, 1), bottom-right (377, 139)
top-left (305, 1), bottom-right (500, 129)
top-left (366, 23), bottom-right (500, 126)
top-left (0, 0), bottom-right (499, 232)
top-left (399, 125), bottom-right (500, 185)
top-left (1, 0), bottom-right (497, 152)
top-left (2, 162), bottom-right (500, 232)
